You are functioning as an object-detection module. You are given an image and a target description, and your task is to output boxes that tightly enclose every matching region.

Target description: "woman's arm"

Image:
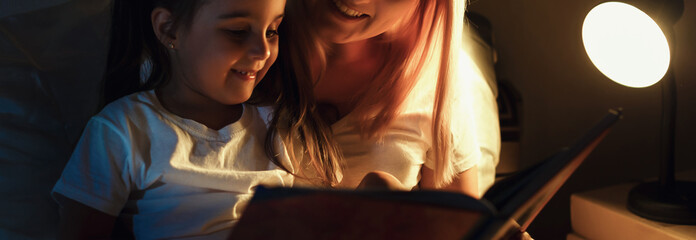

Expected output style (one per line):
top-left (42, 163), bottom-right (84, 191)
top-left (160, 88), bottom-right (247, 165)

top-left (420, 165), bottom-right (479, 198)
top-left (55, 193), bottom-right (116, 240)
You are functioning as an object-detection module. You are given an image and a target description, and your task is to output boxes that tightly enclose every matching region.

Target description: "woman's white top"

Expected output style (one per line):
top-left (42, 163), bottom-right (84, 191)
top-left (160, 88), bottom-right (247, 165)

top-left (304, 64), bottom-right (482, 189)
top-left (52, 90), bottom-right (293, 239)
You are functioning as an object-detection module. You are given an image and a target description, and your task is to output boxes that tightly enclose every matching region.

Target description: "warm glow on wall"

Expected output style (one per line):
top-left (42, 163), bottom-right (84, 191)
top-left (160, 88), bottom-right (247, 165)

top-left (582, 2), bottom-right (670, 88)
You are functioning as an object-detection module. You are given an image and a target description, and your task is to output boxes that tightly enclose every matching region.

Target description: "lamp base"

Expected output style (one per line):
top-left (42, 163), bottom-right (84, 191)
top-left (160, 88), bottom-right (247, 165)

top-left (627, 181), bottom-right (696, 225)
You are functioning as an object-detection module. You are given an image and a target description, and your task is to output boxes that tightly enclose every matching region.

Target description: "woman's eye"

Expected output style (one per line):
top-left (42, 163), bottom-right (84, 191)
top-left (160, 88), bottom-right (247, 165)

top-left (266, 29), bottom-right (279, 39)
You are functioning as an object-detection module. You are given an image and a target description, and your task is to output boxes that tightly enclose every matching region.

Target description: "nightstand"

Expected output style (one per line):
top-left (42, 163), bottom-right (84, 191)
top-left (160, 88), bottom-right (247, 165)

top-left (569, 179), bottom-right (696, 239)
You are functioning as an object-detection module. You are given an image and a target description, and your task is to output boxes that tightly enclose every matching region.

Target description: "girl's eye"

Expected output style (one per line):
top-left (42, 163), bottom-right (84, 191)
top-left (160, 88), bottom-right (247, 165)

top-left (266, 29), bottom-right (279, 39)
top-left (225, 29), bottom-right (249, 39)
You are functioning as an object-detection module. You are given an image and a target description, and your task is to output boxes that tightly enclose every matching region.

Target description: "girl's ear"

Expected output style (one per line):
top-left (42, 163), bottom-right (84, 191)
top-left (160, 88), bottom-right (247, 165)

top-left (151, 7), bottom-right (176, 48)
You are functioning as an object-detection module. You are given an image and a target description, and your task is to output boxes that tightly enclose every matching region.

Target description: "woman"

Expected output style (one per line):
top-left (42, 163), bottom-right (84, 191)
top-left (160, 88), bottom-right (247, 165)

top-left (263, 0), bottom-right (480, 197)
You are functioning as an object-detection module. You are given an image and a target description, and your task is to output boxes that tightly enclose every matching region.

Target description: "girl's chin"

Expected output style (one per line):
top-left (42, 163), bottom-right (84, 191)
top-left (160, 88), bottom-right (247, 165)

top-left (221, 97), bottom-right (251, 106)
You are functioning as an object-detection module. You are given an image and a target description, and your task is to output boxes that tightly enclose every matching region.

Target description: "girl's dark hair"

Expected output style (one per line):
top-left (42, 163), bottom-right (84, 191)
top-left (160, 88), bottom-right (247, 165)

top-left (102, 0), bottom-right (208, 106)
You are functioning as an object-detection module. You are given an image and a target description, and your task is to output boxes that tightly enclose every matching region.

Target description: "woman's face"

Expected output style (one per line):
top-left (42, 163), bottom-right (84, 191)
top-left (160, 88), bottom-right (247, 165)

top-left (313, 0), bottom-right (419, 44)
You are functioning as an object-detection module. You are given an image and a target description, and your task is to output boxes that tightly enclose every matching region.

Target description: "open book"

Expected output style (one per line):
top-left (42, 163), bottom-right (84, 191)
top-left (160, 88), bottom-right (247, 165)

top-left (229, 109), bottom-right (622, 239)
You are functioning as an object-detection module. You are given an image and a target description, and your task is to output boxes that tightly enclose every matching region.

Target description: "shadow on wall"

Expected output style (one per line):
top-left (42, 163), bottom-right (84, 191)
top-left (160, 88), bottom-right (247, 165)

top-left (0, 0), bottom-right (110, 238)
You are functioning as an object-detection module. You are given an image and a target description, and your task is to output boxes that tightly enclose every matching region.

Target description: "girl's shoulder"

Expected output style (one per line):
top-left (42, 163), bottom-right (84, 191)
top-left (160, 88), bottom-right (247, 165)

top-left (93, 90), bottom-right (162, 127)
top-left (255, 105), bottom-right (274, 126)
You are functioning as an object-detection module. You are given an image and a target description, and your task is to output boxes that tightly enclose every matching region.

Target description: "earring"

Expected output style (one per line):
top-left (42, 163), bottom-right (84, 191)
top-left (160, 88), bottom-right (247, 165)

top-left (168, 42), bottom-right (175, 49)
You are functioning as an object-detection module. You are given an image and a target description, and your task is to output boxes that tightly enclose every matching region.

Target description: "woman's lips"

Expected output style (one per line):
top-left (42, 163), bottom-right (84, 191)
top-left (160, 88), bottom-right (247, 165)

top-left (331, 0), bottom-right (369, 20)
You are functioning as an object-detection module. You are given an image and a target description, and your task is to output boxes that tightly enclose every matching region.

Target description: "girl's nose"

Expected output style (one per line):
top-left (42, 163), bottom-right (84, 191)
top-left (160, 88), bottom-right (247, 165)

top-left (248, 35), bottom-right (271, 61)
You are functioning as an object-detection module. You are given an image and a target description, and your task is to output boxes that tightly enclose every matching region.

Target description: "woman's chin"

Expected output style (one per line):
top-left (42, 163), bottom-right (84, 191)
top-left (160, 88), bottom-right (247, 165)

top-left (322, 31), bottom-right (364, 44)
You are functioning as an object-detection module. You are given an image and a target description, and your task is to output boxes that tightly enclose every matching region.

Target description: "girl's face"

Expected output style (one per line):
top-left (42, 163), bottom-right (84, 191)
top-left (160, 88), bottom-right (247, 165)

top-left (313, 0), bottom-right (419, 44)
top-left (172, 0), bottom-right (285, 105)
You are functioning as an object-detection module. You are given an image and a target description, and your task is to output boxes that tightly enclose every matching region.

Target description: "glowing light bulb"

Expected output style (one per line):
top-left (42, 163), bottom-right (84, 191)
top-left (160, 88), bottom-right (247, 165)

top-left (582, 2), bottom-right (670, 88)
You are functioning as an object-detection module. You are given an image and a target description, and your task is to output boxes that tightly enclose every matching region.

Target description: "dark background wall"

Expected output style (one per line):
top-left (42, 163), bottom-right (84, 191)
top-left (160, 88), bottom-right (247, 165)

top-left (468, 0), bottom-right (696, 239)
top-left (0, 1), bottom-right (110, 238)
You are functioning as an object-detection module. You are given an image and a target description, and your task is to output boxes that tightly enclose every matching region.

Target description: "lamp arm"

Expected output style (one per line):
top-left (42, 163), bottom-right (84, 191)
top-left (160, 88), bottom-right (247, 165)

top-left (659, 68), bottom-right (676, 190)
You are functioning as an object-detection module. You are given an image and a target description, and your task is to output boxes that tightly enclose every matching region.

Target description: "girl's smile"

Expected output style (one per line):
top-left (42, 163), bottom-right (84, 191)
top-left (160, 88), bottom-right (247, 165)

top-left (231, 68), bottom-right (259, 81)
top-left (161, 0), bottom-right (284, 108)
top-left (151, 0), bottom-right (284, 129)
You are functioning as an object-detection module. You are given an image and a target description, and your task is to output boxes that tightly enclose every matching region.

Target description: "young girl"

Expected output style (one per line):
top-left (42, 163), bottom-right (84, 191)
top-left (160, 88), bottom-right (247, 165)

top-left (266, 0), bottom-right (481, 196)
top-left (52, 0), bottom-right (287, 238)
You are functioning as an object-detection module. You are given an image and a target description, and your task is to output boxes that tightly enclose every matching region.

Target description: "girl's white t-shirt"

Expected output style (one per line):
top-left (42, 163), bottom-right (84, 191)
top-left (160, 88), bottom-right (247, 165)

top-left (52, 90), bottom-right (293, 239)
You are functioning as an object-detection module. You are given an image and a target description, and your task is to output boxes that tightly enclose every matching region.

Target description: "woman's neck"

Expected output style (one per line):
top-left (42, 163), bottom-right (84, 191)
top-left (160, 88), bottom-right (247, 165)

top-left (314, 38), bottom-right (386, 120)
top-left (329, 39), bottom-right (375, 64)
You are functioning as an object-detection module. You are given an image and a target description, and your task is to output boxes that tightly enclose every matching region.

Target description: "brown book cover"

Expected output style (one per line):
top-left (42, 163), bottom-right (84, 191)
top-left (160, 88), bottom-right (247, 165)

top-left (231, 188), bottom-right (493, 239)
top-left (229, 109), bottom-right (621, 240)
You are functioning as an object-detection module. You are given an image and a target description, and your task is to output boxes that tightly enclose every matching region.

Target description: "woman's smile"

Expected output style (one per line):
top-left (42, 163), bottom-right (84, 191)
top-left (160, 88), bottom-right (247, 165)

top-left (318, 0), bottom-right (419, 44)
top-left (331, 0), bottom-right (369, 19)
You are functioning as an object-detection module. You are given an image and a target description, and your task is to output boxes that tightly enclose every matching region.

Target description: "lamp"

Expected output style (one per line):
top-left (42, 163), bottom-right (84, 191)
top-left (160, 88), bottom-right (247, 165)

top-left (582, 1), bottom-right (696, 225)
